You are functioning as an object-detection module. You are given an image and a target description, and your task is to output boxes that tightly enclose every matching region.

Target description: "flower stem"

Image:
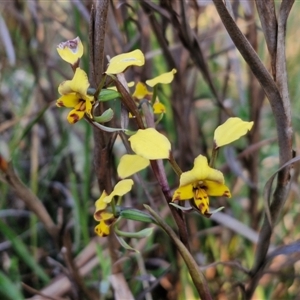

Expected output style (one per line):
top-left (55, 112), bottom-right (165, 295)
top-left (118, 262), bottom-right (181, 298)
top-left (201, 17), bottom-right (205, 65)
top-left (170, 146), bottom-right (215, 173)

top-left (144, 205), bottom-right (212, 300)
top-left (169, 152), bottom-right (183, 176)
top-left (209, 147), bottom-right (219, 168)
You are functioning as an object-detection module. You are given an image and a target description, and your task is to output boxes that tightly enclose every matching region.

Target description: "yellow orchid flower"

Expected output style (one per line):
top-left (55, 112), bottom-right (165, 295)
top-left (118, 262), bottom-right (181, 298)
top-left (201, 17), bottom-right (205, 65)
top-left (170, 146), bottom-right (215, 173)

top-left (93, 179), bottom-right (134, 237)
top-left (214, 117), bottom-right (254, 149)
top-left (146, 69), bottom-right (177, 87)
top-left (129, 128), bottom-right (171, 160)
top-left (172, 155), bottom-right (231, 215)
top-left (57, 37), bottom-right (83, 65)
top-left (56, 68), bottom-right (94, 124)
top-left (106, 49), bottom-right (145, 75)
top-left (94, 193), bottom-right (115, 237)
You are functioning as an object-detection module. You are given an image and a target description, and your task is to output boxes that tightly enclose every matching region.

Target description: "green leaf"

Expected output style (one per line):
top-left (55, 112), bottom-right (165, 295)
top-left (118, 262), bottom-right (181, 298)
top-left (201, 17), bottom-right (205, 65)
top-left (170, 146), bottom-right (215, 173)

top-left (0, 271), bottom-right (23, 300)
top-left (0, 219), bottom-right (50, 284)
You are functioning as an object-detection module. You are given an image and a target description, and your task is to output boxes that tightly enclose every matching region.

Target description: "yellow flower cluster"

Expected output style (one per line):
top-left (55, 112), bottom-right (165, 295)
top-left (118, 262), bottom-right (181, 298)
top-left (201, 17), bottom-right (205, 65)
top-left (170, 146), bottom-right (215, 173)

top-left (56, 37), bottom-right (254, 237)
top-left (56, 37), bottom-right (175, 124)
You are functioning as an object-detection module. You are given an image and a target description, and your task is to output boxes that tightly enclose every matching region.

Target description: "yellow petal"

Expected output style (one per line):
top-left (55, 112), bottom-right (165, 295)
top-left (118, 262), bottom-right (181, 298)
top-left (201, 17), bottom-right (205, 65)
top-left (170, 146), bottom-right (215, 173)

top-left (103, 179), bottom-right (134, 203)
top-left (132, 82), bottom-right (152, 100)
top-left (94, 191), bottom-right (108, 220)
top-left (205, 181), bottom-right (231, 198)
top-left (106, 49), bottom-right (145, 75)
top-left (69, 68), bottom-right (90, 96)
top-left (57, 37), bottom-right (84, 65)
top-left (56, 94), bottom-right (80, 108)
top-left (67, 109), bottom-right (85, 124)
top-left (129, 128), bottom-right (171, 160)
top-left (101, 211), bottom-right (114, 220)
top-left (85, 97), bottom-right (94, 118)
top-left (214, 117), bottom-right (254, 148)
top-left (117, 154), bottom-right (150, 178)
top-left (172, 184), bottom-right (194, 201)
top-left (180, 155), bottom-right (224, 186)
top-left (153, 102), bottom-right (166, 114)
top-left (58, 80), bottom-right (73, 95)
top-left (146, 69), bottom-right (177, 87)
top-left (94, 221), bottom-right (110, 237)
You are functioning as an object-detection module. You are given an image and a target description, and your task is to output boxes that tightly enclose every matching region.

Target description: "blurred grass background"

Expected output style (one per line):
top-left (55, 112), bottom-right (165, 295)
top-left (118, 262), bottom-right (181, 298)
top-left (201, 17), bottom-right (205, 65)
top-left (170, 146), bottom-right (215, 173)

top-left (1, 1), bottom-right (300, 299)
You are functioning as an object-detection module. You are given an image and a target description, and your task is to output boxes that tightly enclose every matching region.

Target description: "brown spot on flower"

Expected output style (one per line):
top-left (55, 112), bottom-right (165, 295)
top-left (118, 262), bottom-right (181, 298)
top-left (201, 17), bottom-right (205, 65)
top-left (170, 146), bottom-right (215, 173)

top-left (104, 218), bottom-right (115, 226)
top-left (223, 190), bottom-right (231, 197)
top-left (56, 101), bottom-right (65, 107)
top-left (69, 113), bottom-right (80, 124)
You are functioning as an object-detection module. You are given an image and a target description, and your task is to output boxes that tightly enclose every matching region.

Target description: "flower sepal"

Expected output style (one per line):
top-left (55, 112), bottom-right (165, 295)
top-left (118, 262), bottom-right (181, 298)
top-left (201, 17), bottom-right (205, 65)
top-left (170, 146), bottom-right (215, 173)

top-left (169, 202), bottom-right (194, 212)
top-left (191, 201), bottom-right (225, 218)
top-left (114, 223), bottom-right (154, 239)
top-left (93, 108), bottom-right (114, 123)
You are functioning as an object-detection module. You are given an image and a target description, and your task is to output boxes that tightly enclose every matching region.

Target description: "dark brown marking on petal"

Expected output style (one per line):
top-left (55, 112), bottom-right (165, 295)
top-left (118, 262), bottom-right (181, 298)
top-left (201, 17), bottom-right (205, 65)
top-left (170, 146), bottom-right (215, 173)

top-left (104, 218), bottom-right (115, 226)
top-left (56, 101), bottom-right (65, 107)
top-left (223, 190), bottom-right (231, 197)
top-left (69, 113), bottom-right (80, 123)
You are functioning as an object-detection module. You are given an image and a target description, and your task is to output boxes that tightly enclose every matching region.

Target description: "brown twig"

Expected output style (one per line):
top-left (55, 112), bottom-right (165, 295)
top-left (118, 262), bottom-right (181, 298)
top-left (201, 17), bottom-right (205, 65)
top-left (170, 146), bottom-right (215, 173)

top-left (211, 1), bottom-right (294, 297)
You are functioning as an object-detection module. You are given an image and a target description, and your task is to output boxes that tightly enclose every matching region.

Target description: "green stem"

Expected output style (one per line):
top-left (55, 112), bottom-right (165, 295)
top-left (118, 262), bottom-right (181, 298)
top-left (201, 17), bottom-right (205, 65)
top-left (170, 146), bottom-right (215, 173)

top-left (111, 197), bottom-right (117, 217)
top-left (169, 152), bottom-right (183, 176)
top-left (144, 205), bottom-right (212, 300)
top-left (209, 147), bottom-right (219, 168)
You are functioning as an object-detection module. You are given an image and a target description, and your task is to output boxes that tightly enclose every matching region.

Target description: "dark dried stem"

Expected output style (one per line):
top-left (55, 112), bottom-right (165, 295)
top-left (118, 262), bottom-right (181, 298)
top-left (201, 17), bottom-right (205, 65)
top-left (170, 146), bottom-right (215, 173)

top-left (211, 1), bottom-right (294, 297)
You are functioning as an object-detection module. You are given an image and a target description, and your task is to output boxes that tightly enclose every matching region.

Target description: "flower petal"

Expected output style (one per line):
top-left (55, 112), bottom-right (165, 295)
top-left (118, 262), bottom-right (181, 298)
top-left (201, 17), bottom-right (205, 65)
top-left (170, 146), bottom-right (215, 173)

top-left (146, 69), bottom-right (177, 87)
top-left (103, 179), bottom-right (134, 203)
top-left (94, 191), bottom-right (108, 221)
top-left (132, 82), bottom-right (152, 100)
top-left (214, 117), bottom-right (254, 148)
top-left (57, 37), bottom-right (84, 65)
top-left (67, 109), bottom-right (85, 124)
top-left (101, 211), bottom-right (114, 221)
top-left (180, 155), bottom-right (224, 186)
top-left (95, 221), bottom-right (110, 237)
top-left (153, 101), bottom-right (166, 114)
top-left (117, 154), bottom-right (150, 179)
top-left (85, 97), bottom-right (94, 118)
top-left (106, 49), bottom-right (145, 75)
top-left (69, 68), bottom-right (90, 96)
top-left (205, 181), bottom-right (231, 198)
top-left (58, 80), bottom-right (73, 95)
top-left (172, 184), bottom-right (194, 201)
top-left (129, 128), bottom-right (171, 160)
top-left (56, 94), bottom-right (80, 108)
